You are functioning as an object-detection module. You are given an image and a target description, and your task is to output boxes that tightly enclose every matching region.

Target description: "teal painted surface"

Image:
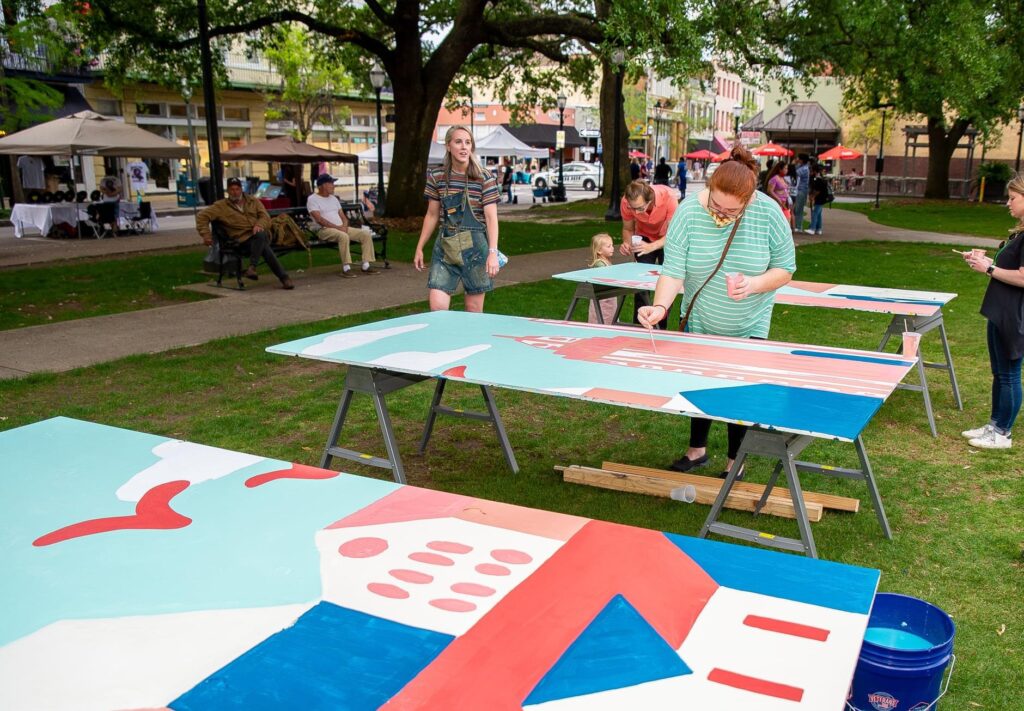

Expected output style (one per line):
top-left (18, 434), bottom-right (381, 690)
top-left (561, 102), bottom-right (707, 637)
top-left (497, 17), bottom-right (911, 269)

top-left (0, 417), bottom-right (398, 646)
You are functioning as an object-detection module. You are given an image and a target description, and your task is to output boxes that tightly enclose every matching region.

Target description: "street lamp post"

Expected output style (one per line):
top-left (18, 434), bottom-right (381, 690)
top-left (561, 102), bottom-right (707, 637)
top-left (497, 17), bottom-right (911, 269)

top-left (732, 104), bottom-right (742, 147)
top-left (874, 107), bottom-right (888, 209)
top-left (180, 79), bottom-right (199, 215)
top-left (1016, 104), bottom-right (1024, 173)
top-left (784, 108), bottom-right (795, 157)
top-left (553, 94), bottom-right (567, 203)
top-left (605, 49), bottom-right (625, 222)
top-left (369, 61), bottom-right (387, 216)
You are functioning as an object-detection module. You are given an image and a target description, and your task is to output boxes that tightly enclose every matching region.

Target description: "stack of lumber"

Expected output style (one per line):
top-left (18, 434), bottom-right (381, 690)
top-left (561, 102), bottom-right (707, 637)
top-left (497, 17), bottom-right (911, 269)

top-left (557, 460), bottom-right (859, 523)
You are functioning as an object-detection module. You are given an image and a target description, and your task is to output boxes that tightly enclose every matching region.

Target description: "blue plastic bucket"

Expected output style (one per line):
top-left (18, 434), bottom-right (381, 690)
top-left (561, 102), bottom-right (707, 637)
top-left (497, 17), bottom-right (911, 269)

top-left (848, 593), bottom-right (955, 711)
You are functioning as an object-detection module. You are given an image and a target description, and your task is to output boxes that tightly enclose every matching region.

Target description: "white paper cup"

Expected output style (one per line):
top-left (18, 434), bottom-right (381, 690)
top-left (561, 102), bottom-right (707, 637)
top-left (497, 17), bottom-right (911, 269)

top-left (632, 235), bottom-right (643, 246)
top-left (903, 331), bottom-right (921, 359)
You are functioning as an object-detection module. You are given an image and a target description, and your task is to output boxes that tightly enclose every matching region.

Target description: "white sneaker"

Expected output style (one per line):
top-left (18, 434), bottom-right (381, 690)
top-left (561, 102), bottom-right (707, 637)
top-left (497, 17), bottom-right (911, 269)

top-left (969, 429), bottom-right (1012, 450)
top-left (803, 228), bottom-right (813, 234)
top-left (815, 230), bottom-right (823, 235)
top-left (962, 423), bottom-right (993, 439)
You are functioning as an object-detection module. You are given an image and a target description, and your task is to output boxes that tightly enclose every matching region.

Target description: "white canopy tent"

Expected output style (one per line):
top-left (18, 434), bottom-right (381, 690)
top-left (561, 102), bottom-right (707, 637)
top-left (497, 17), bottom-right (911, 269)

top-left (473, 126), bottom-right (549, 159)
top-left (357, 141), bottom-right (447, 170)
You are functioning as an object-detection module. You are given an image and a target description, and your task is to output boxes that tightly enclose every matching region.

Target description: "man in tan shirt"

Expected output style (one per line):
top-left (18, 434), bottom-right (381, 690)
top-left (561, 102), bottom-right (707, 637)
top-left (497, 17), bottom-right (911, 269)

top-left (196, 177), bottom-right (294, 289)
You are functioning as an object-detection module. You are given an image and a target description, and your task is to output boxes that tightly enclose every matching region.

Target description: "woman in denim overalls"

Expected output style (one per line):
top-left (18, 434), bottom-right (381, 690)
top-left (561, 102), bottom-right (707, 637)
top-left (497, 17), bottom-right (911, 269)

top-left (414, 126), bottom-right (501, 312)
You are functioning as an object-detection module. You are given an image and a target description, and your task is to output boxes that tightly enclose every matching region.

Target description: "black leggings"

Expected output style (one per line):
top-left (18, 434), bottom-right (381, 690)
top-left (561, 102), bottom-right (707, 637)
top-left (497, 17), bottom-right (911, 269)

top-left (686, 335), bottom-right (764, 459)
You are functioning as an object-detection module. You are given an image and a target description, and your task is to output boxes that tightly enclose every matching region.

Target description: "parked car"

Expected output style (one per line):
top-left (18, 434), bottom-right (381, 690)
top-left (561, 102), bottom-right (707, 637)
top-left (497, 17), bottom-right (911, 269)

top-left (533, 162), bottom-right (602, 191)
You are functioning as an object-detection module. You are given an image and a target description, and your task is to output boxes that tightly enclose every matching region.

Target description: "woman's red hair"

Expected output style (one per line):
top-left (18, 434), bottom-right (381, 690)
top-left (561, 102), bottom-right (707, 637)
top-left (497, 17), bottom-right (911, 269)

top-left (707, 146), bottom-right (758, 199)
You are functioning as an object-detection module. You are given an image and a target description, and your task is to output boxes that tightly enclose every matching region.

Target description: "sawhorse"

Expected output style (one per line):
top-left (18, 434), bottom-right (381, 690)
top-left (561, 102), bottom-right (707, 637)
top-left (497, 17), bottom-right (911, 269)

top-left (319, 366), bottom-right (519, 484)
top-left (699, 428), bottom-right (892, 559)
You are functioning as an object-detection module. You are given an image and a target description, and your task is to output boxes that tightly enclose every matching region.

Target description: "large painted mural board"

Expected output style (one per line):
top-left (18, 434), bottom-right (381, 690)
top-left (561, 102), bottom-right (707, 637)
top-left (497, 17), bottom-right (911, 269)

top-left (1, 417), bottom-right (880, 710)
top-left (268, 311), bottom-right (915, 442)
top-left (553, 262), bottom-right (957, 317)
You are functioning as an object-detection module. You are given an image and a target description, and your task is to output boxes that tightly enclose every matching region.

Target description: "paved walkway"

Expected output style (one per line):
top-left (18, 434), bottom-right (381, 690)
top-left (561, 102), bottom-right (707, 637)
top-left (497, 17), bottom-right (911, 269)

top-left (0, 206), bottom-right (1000, 379)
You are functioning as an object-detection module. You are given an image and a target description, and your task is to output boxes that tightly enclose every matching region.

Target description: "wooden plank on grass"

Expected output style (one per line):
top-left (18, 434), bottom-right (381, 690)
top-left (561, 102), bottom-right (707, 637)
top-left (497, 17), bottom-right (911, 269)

top-left (562, 465), bottom-right (823, 522)
top-left (601, 461), bottom-right (860, 513)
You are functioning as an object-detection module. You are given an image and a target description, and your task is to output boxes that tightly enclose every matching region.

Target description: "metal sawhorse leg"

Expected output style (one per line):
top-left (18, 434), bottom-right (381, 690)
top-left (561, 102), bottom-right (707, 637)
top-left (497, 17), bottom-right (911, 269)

top-left (564, 283), bottom-right (634, 325)
top-left (320, 367), bottom-right (518, 485)
top-left (698, 428), bottom-right (891, 559)
top-left (877, 312), bottom-right (963, 437)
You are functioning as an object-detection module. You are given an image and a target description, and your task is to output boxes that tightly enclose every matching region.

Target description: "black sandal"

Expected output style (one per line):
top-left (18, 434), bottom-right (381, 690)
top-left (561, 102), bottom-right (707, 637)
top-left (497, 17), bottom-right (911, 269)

top-left (668, 454), bottom-right (708, 472)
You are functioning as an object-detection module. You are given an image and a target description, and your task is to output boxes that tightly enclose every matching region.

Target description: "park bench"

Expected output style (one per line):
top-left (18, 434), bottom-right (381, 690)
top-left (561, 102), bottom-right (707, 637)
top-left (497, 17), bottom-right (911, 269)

top-left (209, 205), bottom-right (389, 289)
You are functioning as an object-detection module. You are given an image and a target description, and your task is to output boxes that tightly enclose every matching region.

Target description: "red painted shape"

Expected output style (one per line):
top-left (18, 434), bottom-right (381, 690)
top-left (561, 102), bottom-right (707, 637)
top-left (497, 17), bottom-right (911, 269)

top-left (390, 569), bottom-right (434, 585)
top-left (33, 481), bottom-right (192, 547)
top-left (490, 549), bottom-right (533, 565)
top-left (427, 541), bottom-right (473, 554)
top-left (707, 668), bottom-right (804, 702)
top-left (409, 552), bottom-right (455, 566)
top-left (441, 365), bottom-right (468, 378)
top-left (338, 537), bottom-right (389, 558)
top-left (245, 462), bottom-right (339, 488)
top-left (475, 563), bottom-right (511, 576)
top-left (368, 582), bottom-right (410, 600)
top-left (451, 582), bottom-right (496, 597)
top-left (744, 614), bottom-right (830, 642)
top-left (382, 520), bottom-right (718, 710)
top-left (429, 598), bottom-right (477, 613)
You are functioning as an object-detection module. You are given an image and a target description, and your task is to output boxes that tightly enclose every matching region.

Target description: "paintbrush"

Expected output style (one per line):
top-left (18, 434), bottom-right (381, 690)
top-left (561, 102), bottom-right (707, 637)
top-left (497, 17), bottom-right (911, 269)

top-left (648, 326), bottom-right (658, 354)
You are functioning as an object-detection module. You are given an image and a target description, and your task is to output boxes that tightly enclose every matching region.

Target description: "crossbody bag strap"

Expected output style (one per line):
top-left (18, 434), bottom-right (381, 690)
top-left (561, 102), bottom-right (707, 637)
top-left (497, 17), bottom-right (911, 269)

top-left (678, 214), bottom-right (743, 332)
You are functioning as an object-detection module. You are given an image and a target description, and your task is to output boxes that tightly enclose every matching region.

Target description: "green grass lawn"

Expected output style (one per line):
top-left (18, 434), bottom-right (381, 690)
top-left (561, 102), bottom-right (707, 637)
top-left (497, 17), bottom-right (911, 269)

top-left (0, 219), bottom-right (608, 331)
top-left (1, 239), bottom-right (1021, 707)
top-left (834, 199), bottom-right (1018, 237)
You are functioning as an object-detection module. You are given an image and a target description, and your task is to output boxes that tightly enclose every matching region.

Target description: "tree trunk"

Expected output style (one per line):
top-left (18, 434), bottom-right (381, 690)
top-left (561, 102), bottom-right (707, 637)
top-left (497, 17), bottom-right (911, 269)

top-left (924, 116), bottom-right (968, 200)
top-left (385, 77), bottom-right (445, 218)
top-left (599, 62), bottom-right (629, 202)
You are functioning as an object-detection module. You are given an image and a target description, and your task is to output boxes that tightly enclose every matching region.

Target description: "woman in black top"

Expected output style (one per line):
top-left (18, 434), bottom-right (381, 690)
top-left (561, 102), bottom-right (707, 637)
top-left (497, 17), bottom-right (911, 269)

top-left (962, 172), bottom-right (1024, 449)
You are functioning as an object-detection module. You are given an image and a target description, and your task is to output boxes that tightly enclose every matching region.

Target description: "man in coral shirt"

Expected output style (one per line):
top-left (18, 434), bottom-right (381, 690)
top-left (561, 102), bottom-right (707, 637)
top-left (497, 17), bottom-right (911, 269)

top-left (619, 180), bottom-right (679, 328)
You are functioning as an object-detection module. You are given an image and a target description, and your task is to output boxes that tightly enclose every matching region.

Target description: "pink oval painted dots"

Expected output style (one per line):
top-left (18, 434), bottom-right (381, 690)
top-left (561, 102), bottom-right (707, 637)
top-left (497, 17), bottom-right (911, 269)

top-left (430, 598), bottom-right (477, 612)
top-left (367, 583), bottom-right (409, 599)
top-left (475, 563), bottom-right (511, 576)
top-left (338, 537), bottom-right (388, 558)
top-left (409, 552), bottom-right (455, 566)
top-left (426, 540), bottom-right (473, 554)
top-left (451, 582), bottom-right (496, 597)
top-left (389, 569), bottom-right (434, 584)
top-left (490, 549), bottom-right (533, 565)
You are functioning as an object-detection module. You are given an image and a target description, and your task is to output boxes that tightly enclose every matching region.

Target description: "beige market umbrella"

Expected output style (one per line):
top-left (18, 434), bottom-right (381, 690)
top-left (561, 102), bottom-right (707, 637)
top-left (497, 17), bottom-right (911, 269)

top-left (0, 110), bottom-right (189, 158)
top-left (221, 136), bottom-right (357, 163)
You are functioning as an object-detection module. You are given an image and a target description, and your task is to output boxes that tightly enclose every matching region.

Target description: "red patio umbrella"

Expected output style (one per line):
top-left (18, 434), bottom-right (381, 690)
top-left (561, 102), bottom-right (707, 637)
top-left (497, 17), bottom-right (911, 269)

top-left (628, 150), bottom-right (649, 159)
top-left (752, 142), bottom-right (793, 157)
top-left (711, 149), bottom-right (732, 162)
top-left (818, 145), bottom-right (863, 161)
top-left (684, 149), bottom-right (716, 160)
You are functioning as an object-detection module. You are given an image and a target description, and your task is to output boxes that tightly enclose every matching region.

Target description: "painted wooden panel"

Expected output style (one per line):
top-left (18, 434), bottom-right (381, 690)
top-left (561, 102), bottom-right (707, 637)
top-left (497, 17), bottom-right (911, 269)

top-left (268, 311), bottom-right (916, 441)
top-left (0, 417), bottom-right (879, 710)
top-left (553, 262), bottom-right (957, 317)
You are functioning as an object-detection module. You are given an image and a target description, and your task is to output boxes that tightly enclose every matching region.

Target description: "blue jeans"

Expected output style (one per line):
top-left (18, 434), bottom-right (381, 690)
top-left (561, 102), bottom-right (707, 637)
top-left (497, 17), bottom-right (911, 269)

top-left (793, 189), bottom-right (808, 229)
top-left (987, 321), bottom-right (1023, 434)
top-left (809, 203), bottom-right (823, 232)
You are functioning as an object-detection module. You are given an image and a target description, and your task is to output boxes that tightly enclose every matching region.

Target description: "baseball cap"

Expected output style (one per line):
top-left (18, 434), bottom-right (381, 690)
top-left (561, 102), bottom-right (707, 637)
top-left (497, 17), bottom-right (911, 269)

top-left (316, 174), bottom-right (335, 186)
top-left (226, 177), bottom-right (242, 187)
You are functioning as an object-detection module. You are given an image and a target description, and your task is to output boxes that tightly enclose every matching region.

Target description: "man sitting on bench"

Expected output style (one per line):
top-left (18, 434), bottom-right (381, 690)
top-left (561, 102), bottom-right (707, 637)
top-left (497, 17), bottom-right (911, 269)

top-left (196, 177), bottom-right (294, 289)
top-left (307, 174), bottom-right (380, 278)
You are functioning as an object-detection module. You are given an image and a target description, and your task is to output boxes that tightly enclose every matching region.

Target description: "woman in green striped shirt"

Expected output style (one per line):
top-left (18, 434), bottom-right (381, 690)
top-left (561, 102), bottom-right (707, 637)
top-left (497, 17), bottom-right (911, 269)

top-left (638, 146), bottom-right (796, 478)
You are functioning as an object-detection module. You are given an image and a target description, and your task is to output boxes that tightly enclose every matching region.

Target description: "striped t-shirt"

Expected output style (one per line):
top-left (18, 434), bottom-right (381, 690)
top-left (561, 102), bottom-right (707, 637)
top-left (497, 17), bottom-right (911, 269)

top-left (663, 190), bottom-right (796, 338)
top-left (424, 166), bottom-right (500, 223)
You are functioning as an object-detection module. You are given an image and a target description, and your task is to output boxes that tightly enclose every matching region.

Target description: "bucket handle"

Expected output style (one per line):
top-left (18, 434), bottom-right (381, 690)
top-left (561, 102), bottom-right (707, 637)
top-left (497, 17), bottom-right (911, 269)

top-left (845, 654), bottom-right (955, 711)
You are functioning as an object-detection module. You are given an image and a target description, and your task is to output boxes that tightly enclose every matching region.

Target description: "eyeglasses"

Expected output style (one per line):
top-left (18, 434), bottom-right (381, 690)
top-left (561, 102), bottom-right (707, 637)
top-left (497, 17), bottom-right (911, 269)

top-left (628, 199), bottom-right (651, 213)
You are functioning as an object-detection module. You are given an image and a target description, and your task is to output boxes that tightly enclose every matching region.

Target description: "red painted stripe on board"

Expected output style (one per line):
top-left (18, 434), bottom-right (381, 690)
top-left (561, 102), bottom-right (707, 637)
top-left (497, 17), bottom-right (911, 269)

top-left (743, 614), bottom-right (830, 642)
top-left (708, 668), bottom-right (804, 702)
top-left (245, 463), bottom-right (339, 488)
top-left (33, 480), bottom-right (192, 546)
top-left (382, 520), bottom-right (718, 710)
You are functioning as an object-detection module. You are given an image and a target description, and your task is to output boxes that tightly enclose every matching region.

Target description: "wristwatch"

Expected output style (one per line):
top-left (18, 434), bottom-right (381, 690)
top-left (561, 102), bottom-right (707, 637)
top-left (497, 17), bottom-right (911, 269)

top-left (987, 264), bottom-right (995, 276)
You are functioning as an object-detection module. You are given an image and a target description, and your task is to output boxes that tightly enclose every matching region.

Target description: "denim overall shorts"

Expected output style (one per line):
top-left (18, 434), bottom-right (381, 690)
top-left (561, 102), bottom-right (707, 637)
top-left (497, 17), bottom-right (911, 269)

top-left (427, 183), bottom-right (492, 295)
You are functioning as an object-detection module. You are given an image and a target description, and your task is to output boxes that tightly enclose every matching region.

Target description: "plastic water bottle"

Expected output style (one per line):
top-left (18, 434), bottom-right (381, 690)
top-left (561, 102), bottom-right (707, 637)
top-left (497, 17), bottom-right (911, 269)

top-left (497, 251), bottom-right (508, 269)
top-left (670, 484), bottom-right (697, 503)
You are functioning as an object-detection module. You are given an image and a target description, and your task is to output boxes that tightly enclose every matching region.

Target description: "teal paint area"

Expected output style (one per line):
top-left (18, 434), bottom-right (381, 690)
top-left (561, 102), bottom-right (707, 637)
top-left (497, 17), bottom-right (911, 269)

top-left (524, 594), bottom-right (691, 706)
top-left (0, 417), bottom-right (399, 646)
top-left (864, 627), bottom-right (933, 651)
top-left (172, 602), bottom-right (454, 710)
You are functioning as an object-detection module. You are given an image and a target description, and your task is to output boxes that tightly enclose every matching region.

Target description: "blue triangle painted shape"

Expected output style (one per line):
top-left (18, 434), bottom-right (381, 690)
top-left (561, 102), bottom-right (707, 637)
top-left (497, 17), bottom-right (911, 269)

top-left (524, 594), bottom-right (691, 706)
